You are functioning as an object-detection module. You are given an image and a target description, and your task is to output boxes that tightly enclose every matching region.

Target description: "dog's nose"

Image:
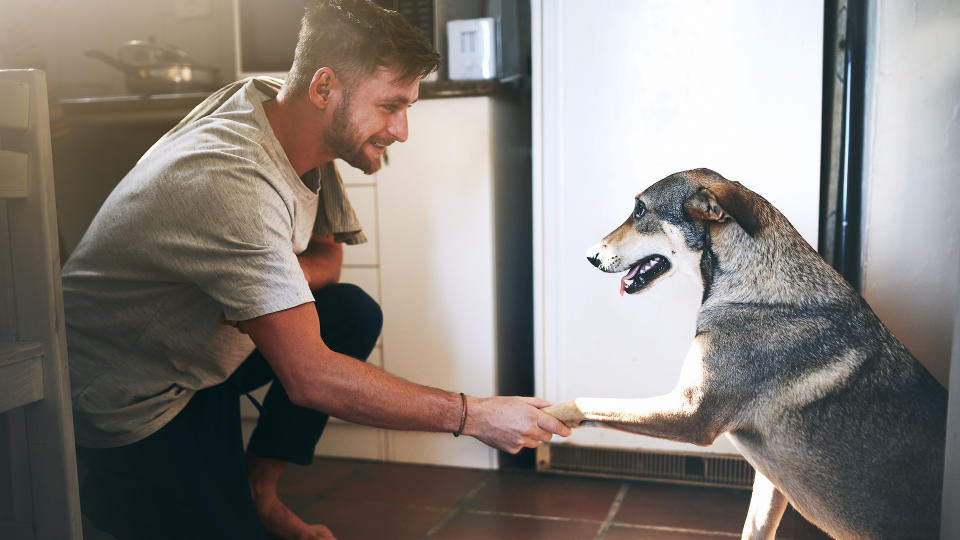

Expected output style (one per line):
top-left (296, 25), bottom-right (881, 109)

top-left (586, 254), bottom-right (601, 267)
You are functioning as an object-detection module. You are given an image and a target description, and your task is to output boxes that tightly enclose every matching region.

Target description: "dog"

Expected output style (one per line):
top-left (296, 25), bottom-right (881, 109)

top-left (544, 169), bottom-right (947, 539)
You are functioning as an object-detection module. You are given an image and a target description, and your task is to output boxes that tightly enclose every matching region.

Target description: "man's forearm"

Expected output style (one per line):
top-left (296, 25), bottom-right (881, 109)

top-left (240, 302), bottom-right (461, 434)
top-left (298, 236), bottom-right (343, 290)
top-left (295, 350), bottom-right (464, 434)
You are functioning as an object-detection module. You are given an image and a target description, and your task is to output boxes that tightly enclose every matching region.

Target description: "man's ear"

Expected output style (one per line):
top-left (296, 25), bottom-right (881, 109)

top-left (683, 182), bottom-right (758, 237)
top-left (307, 67), bottom-right (340, 110)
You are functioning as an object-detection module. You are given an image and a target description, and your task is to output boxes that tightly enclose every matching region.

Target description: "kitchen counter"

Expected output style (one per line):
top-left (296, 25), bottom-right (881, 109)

top-left (57, 78), bottom-right (528, 124)
top-left (418, 77), bottom-right (527, 99)
top-left (58, 92), bottom-right (210, 126)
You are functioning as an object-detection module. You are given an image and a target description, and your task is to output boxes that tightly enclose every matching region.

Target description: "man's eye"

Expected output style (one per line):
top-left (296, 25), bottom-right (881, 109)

top-left (634, 200), bottom-right (647, 220)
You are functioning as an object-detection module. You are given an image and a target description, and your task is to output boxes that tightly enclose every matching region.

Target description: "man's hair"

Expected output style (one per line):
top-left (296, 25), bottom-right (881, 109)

top-left (285, 0), bottom-right (441, 96)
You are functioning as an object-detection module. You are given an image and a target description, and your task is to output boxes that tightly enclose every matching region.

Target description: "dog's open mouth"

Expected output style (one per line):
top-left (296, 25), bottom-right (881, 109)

top-left (620, 255), bottom-right (671, 295)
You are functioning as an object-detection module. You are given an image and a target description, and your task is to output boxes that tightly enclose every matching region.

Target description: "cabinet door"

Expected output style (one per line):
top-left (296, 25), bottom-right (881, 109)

top-left (341, 185), bottom-right (379, 267)
top-left (377, 97), bottom-right (499, 469)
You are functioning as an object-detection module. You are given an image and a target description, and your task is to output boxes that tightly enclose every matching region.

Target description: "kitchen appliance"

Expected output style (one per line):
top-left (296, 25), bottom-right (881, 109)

top-left (532, 0), bottom-right (824, 482)
top-left (84, 39), bottom-right (220, 95)
top-left (446, 17), bottom-right (498, 81)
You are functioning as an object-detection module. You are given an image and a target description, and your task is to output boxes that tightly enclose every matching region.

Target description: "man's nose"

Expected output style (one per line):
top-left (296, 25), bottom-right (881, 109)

top-left (388, 110), bottom-right (408, 142)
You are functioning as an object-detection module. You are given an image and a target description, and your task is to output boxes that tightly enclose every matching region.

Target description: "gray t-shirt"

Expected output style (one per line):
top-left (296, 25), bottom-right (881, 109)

top-left (63, 81), bottom-right (318, 448)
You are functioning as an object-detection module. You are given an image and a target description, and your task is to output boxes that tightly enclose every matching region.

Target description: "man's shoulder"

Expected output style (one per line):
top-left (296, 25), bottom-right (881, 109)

top-left (164, 115), bottom-right (269, 165)
top-left (128, 121), bottom-right (279, 203)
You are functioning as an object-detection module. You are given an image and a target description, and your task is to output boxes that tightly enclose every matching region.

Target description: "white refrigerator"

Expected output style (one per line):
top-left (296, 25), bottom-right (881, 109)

top-left (532, 0), bottom-right (824, 460)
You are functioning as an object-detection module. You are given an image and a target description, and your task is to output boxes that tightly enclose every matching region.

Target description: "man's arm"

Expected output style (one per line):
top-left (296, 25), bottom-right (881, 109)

top-left (297, 234), bottom-right (342, 290)
top-left (238, 303), bottom-right (571, 453)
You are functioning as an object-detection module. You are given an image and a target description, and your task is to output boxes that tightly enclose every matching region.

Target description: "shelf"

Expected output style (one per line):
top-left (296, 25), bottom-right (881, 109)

top-left (0, 341), bottom-right (44, 414)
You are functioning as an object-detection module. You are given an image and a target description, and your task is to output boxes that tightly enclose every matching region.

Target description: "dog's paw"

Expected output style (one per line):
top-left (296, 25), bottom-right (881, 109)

top-left (543, 401), bottom-right (587, 428)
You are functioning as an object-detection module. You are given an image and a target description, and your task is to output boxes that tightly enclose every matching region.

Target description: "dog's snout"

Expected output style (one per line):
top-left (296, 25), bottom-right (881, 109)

top-left (586, 242), bottom-right (606, 268)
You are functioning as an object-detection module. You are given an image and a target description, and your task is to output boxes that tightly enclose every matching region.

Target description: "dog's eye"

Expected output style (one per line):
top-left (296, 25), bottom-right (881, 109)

top-left (634, 200), bottom-right (647, 220)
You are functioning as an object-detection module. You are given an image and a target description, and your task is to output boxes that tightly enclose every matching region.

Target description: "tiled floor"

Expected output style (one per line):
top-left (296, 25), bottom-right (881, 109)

top-left (277, 457), bottom-right (831, 540)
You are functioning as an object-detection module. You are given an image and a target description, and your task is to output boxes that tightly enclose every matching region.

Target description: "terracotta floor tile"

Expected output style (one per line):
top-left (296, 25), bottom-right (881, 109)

top-left (432, 511), bottom-right (602, 540)
top-left (274, 458), bottom-right (833, 540)
top-left (603, 524), bottom-right (737, 539)
top-left (324, 461), bottom-right (487, 509)
top-left (298, 498), bottom-right (447, 540)
top-left (613, 482), bottom-right (750, 533)
top-left (466, 470), bottom-right (622, 521)
top-left (276, 458), bottom-right (366, 497)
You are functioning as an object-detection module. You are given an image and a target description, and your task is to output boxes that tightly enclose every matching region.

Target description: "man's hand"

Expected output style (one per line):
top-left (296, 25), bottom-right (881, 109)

top-left (463, 396), bottom-right (572, 454)
top-left (297, 235), bottom-right (343, 290)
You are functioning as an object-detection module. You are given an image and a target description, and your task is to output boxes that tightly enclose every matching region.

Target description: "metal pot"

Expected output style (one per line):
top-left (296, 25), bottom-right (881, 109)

top-left (84, 39), bottom-right (220, 95)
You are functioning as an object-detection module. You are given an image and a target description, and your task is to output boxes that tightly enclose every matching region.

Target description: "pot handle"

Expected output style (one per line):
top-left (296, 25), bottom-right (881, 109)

top-left (84, 49), bottom-right (139, 76)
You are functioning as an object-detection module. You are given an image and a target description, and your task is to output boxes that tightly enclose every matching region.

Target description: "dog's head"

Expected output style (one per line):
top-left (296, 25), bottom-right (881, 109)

top-left (586, 168), bottom-right (760, 296)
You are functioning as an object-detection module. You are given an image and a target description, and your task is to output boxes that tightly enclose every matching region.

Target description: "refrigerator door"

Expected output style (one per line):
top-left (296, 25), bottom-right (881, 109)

top-left (533, 0), bottom-right (824, 455)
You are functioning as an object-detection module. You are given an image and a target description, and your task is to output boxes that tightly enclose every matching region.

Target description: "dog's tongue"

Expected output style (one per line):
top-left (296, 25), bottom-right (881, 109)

top-left (619, 264), bottom-right (642, 296)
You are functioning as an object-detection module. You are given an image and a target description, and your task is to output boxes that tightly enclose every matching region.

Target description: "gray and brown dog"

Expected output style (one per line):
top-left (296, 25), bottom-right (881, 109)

top-left (545, 169), bottom-right (946, 539)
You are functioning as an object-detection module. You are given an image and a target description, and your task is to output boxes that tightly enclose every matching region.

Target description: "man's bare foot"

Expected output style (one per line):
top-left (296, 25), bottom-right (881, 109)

top-left (252, 492), bottom-right (336, 540)
top-left (246, 455), bottom-right (338, 540)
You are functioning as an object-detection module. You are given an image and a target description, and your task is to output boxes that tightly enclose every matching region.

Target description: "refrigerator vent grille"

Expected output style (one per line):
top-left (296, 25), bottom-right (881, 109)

top-left (537, 444), bottom-right (755, 490)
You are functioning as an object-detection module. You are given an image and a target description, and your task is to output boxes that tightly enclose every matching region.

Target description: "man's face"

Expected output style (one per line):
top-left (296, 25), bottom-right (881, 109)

top-left (324, 67), bottom-right (419, 174)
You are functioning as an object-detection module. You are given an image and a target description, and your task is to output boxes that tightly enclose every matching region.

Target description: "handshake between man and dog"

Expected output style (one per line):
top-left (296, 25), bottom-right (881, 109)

top-left (544, 169), bottom-right (946, 539)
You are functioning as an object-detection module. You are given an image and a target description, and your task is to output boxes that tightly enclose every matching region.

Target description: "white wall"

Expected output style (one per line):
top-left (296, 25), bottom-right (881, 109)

top-left (534, 0), bottom-right (824, 454)
top-left (859, 2), bottom-right (960, 534)
top-left (860, 0), bottom-right (960, 386)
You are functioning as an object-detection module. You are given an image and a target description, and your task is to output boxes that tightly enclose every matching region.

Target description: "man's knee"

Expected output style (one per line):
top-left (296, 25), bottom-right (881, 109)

top-left (313, 283), bottom-right (382, 358)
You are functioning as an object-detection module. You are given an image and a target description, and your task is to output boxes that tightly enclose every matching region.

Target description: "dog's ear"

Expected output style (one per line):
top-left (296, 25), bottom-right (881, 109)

top-left (683, 182), bottom-right (758, 237)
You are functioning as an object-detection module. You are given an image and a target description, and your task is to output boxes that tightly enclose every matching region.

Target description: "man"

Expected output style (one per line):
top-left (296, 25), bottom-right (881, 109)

top-left (63, 1), bottom-right (570, 539)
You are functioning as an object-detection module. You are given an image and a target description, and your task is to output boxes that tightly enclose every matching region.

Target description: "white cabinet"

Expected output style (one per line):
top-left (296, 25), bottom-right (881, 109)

top-left (375, 96), bottom-right (503, 469)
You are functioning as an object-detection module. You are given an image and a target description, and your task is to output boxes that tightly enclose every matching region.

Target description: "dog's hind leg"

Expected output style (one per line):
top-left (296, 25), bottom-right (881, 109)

top-left (741, 471), bottom-right (787, 540)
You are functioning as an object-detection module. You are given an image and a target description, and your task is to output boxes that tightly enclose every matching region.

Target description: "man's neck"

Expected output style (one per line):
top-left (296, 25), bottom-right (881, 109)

top-left (263, 93), bottom-right (334, 177)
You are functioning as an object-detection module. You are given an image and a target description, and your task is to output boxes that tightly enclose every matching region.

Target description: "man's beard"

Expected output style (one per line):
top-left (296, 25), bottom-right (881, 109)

top-left (324, 93), bottom-right (382, 174)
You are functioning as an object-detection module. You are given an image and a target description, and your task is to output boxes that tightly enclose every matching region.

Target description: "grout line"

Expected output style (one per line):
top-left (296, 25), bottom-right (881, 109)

top-left (465, 509), bottom-right (604, 525)
top-left (610, 522), bottom-right (741, 537)
top-left (420, 472), bottom-right (492, 539)
top-left (593, 483), bottom-right (629, 540)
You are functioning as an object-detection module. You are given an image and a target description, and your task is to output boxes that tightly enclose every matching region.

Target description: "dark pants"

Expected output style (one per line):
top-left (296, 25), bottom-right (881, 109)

top-left (78, 284), bottom-right (383, 540)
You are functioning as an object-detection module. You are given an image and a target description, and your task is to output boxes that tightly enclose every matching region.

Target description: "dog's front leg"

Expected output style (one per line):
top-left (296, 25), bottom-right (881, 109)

top-left (545, 337), bottom-right (724, 446)
top-left (544, 390), bottom-right (720, 446)
top-left (741, 471), bottom-right (787, 540)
